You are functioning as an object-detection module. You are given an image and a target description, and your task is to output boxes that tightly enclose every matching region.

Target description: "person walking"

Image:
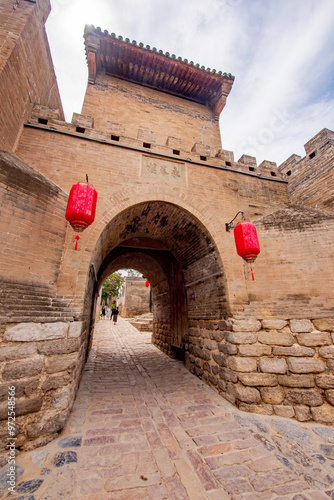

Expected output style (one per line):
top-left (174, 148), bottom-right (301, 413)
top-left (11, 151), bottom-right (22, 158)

top-left (106, 306), bottom-right (111, 320)
top-left (101, 306), bottom-right (105, 320)
top-left (111, 306), bottom-right (119, 325)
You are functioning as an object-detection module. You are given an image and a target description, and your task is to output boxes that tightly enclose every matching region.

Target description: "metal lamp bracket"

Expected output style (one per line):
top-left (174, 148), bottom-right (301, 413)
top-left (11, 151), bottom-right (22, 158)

top-left (225, 211), bottom-right (245, 232)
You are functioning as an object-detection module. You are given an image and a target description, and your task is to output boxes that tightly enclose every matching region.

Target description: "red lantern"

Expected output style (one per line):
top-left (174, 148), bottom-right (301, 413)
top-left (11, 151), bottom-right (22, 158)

top-left (145, 280), bottom-right (149, 287)
top-left (234, 222), bottom-right (260, 280)
top-left (65, 182), bottom-right (97, 249)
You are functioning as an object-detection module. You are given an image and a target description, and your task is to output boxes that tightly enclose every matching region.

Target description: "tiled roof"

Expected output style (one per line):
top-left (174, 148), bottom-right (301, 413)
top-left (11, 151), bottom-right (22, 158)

top-left (84, 25), bottom-right (235, 114)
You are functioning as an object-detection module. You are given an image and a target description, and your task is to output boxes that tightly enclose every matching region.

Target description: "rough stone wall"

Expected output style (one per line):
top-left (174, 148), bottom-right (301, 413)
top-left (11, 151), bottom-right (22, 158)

top-left (278, 129), bottom-right (334, 212)
top-left (152, 318), bottom-right (172, 356)
top-left (186, 317), bottom-right (334, 424)
top-left (0, 0), bottom-right (64, 152)
top-left (0, 320), bottom-right (89, 463)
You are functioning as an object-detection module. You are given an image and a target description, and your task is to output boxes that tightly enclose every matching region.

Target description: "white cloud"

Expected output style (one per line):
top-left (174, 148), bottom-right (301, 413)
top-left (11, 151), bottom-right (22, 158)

top-left (46, 0), bottom-right (334, 165)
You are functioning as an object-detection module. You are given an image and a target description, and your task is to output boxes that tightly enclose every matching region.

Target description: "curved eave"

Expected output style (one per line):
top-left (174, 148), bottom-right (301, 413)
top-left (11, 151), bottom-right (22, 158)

top-left (84, 25), bottom-right (235, 114)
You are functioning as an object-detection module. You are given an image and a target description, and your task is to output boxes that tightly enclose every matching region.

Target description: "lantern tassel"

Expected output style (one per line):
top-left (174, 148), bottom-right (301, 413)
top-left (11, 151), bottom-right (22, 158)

top-left (250, 263), bottom-right (255, 281)
top-left (75, 234), bottom-right (80, 250)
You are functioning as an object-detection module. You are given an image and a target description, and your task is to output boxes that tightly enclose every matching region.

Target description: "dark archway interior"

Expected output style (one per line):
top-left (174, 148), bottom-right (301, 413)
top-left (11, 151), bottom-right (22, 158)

top-left (87, 201), bottom-right (230, 356)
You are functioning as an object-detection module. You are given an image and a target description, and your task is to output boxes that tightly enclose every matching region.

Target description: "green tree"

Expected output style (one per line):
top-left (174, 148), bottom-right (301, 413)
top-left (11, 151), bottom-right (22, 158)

top-left (101, 273), bottom-right (124, 302)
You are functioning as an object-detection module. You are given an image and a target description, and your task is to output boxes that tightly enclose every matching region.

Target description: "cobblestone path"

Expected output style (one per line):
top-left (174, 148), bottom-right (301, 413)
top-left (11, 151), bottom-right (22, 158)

top-left (2, 318), bottom-right (334, 499)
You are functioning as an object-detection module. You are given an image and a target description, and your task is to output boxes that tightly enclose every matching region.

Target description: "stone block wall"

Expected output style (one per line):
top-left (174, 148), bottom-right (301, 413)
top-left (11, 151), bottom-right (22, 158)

top-left (0, 320), bottom-right (89, 465)
top-left (152, 318), bottom-right (172, 356)
top-left (186, 317), bottom-right (334, 424)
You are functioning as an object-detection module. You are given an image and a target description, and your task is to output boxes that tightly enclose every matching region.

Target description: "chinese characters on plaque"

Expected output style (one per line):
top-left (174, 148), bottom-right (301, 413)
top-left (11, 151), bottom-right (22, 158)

top-left (142, 156), bottom-right (186, 186)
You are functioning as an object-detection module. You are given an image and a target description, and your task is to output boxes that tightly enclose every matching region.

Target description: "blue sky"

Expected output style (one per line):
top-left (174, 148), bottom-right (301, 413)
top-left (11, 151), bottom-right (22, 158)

top-left (46, 0), bottom-right (334, 166)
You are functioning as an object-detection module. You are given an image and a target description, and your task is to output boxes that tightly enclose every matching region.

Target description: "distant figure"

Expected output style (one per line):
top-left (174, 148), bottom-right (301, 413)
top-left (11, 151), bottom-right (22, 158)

top-left (106, 306), bottom-right (111, 320)
top-left (112, 306), bottom-right (119, 325)
top-left (101, 306), bottom-right (105, 319)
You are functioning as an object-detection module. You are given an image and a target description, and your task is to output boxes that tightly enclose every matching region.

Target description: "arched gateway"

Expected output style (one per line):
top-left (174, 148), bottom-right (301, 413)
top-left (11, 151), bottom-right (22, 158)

top-left (1, 1), bottom-right (334, 458)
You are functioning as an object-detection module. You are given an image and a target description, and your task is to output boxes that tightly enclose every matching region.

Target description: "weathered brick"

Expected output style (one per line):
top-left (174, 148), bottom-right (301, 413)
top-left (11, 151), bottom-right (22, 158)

top-left (232, 320), bottom-right (261, 332)
top-left (315, 374), bottom-right (334, 389)
top-left (313, 319), bottom-right (334, 331)
top-left (203, 339), bottom-right (217, 350)
top-left (273, 345), bottom-right (314, 356)
top-left (319, 345), bottom-right (334, 359)
top-left (2, 357), bottom-right (44, 380)
top-left (261, 319), bottom-right (287, 330)
top-left (218, 343), bottom-right (238, 355)
top-left (277, 374), bottom-right (315, 387)
top-left (258, 330), bottom-right (295, 346)
top-left (238, 373), bottom-right (278, 386)
top-left (297, 331), bottom-right (331, 346)
top-left (285, 388), bottom-right (323, 406)
top-left (311, 404), bottom-right (334, 423)
top-left (287, 357), bottom-right (325, 373)
top-left (45, 353), bottom-right (78, 374)
top-left (273, 405), bottom-right (295, 418)
top-left (238, 344), bottom-right (271, 356)
top-left (219, 368), bottom-right (238, 383)
top-left (233, 384), bottom-right (261, 404)
top-left (325, 390), bottom-right (334, 405)
top-left (225, 331), bottom-right (257, 344)
top-left (212, 353), bottom-right (227, 367)
top-left (4, 322), bottom-right (68, 342)
top-left (259, 357), bottom-right (287, 374)
top-left (228, 357), bottom-right (257, 372)
top-left (290, 319), bottom-right (313, 333)
top-left (260, 386), bottom-right (284, 404)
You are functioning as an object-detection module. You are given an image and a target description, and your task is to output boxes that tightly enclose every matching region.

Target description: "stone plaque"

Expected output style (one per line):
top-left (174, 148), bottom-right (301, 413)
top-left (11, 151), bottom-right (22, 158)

top-left (142, 156), bottom-right (186, 185)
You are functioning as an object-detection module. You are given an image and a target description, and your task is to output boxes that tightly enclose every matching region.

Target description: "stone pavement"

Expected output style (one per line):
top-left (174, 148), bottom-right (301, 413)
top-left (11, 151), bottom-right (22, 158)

top-left (2, 318), bottom-right (334, 499)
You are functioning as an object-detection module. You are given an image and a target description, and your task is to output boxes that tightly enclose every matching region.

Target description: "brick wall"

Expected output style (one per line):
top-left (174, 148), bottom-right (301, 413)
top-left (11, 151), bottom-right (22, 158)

top-left (278, 129), bottom-right (334, 212)
top-left (0, 0), bottom-right (64, 152)
top-left (119, 278), bottom-right (150, 318)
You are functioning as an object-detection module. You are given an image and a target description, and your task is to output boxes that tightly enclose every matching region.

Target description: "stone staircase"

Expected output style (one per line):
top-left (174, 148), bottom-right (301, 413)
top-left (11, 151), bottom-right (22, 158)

top-left (124, 313), bottom-right (153, 332)
top-left (0, 278), bottom-right (74, 330)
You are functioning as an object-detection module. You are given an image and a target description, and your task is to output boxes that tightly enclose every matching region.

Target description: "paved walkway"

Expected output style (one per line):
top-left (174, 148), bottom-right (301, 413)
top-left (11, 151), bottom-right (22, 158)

top-left (2, 318), bottom-right (334, 499)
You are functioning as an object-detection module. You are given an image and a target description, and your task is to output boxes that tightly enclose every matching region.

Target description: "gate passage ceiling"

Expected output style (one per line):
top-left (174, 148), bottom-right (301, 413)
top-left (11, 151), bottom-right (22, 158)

top-left (94, 201), bottom-right (219, 273)
top-left (93, 201), bottom-right (229, 319)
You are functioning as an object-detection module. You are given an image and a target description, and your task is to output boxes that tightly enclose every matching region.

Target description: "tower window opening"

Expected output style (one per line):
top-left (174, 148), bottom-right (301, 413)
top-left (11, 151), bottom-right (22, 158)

top-left (200, 156), bottom-right (207, 161)
top-left (111, 135), bottom-right (120, 141)
top-left (286, 170), bottom-right (292, 176)
top-left (271, 171), bottom-right (277, 177)
top-left (249, 167), bottom-right (255, 172)
top-left (173, 149), bottom-right (180, 155)
top-left (76, 126), bottom-right (85, 134)
top-left (225, 161), bottom-right (232, 166)
top-left (143, 142), bottom-right (151, 148)
top-left (38, 118), bottom-right (48, 125)
top-left (309, 151), bottom-right (316, 159)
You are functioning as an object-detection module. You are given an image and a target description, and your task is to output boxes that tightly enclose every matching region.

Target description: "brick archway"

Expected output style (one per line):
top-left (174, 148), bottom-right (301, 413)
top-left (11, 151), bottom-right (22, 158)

top-left (87, 200), bottom-right (230, 357)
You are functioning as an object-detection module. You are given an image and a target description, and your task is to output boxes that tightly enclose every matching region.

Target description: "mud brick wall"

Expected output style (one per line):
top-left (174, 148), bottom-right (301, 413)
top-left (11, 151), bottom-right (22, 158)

top-left (240, 207), bottom-right (334, 319)
top-left (278, 129), bottom-right (334, 212)
top-left (0, 151), bottom-right (73, 331)
top-left (0, 0), bottom-right (64, 152)
top-left (81, 74), bottom-right (223, 158)
top-left (186, 318), bottom-right (334, 424)
top-left (119, 278), bottom-right (150, 318)
top-left (0, 320), bottom-right (89, 465)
